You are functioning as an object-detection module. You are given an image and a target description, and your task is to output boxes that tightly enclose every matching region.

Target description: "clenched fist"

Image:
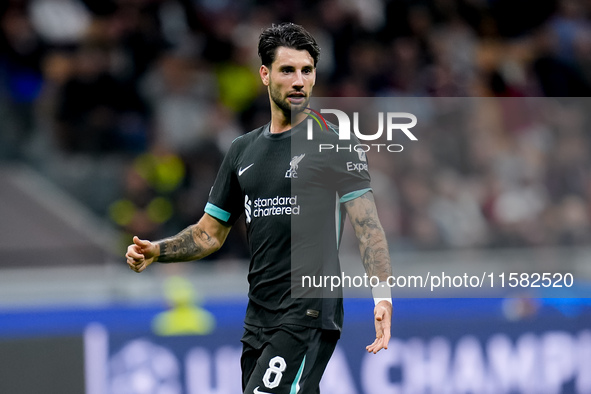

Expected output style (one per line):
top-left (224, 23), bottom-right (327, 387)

top-left (125, 236), bottom-right (158, 273)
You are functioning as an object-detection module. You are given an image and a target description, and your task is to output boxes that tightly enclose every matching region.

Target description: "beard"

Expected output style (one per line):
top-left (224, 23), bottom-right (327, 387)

top-left (269, 82), bottom-right (311, 116)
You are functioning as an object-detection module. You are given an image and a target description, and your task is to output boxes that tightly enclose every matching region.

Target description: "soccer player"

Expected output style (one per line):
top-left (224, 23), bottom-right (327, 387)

top-left (126, 23), bottom-right (392, 393)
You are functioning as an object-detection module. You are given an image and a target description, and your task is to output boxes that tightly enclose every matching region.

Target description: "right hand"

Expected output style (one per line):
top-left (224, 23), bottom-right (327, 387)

top-left (125, 236), bottom-right (158, 273)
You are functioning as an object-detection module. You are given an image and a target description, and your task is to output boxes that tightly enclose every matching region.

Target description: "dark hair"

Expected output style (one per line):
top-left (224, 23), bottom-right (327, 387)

top-left (258, 23), bottom-right (320, 67)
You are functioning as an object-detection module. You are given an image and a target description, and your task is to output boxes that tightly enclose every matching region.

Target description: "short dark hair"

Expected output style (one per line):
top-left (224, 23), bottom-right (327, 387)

top-left (258, 23), bottom-right (320, 67)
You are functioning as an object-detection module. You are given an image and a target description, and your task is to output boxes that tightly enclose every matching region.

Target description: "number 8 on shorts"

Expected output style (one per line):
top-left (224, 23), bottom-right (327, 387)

top-left (263, 356), bottom-right (287, 389)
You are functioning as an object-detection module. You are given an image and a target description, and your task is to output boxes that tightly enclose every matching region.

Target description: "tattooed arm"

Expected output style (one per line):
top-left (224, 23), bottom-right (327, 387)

top-left (344, 191), bottom-right (392, 281)
top-left (344, 191), bottom-right (392, 353)
top-left (126, 213), bottom-right (232, 273)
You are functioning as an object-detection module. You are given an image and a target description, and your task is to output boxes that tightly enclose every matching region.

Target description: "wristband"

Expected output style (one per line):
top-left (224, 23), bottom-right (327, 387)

top-left (374, 297), bottom-right (393, 306)
top-left (372, 281), bottom-right (392, 306)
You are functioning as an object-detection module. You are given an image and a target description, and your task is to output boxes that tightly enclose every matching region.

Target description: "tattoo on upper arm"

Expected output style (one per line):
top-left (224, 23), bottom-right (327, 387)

top-left (345, 193), bottom-right (392, 279)
top-left (157, 225), bottom-right (214, 263)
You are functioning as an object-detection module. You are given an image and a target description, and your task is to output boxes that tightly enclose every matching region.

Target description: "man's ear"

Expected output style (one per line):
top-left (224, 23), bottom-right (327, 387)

top-left (260, 65), bottom-right (270, 86)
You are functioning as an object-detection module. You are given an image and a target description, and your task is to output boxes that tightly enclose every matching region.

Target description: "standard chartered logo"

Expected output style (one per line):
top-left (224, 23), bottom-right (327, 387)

top-left (245, 195), bottom-right (252, 223)
top-left (244, 195), bottom-right (301, 221)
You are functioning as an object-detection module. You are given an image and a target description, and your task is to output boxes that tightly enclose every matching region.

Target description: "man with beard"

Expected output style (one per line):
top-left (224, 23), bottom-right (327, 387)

top-left (126, 23), bottom-right (392, 393)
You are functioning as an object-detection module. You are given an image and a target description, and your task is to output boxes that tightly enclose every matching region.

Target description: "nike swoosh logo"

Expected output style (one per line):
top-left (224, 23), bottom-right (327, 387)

top-left (238, 163), bottom-right (254, 176)
top-left (253, 387), bottom-right (272, 394)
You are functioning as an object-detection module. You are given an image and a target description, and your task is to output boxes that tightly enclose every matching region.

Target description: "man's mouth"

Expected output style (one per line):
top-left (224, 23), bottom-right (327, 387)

top-left (287, 92), bottom-right (306, 104)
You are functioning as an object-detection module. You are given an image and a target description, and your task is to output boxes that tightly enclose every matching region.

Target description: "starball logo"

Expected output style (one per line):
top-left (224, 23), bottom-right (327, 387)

top-left (305, 107), bottom-right (417, 153)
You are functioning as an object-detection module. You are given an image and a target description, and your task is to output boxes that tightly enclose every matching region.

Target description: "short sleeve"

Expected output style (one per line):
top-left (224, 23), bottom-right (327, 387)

top-left (205, 141), bottom-right (244, 225)
top-left (332, 142), bottom-right (372, 203)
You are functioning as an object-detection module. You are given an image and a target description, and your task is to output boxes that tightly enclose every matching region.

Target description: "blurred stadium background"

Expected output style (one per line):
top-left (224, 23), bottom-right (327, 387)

top-left (2, 0), bottom-right (591, 393)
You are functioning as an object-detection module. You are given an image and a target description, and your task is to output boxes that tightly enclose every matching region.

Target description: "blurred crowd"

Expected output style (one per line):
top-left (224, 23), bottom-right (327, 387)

top-left (1, 0), bottom-right (591, 257)
top-left (358, 96), bottom-right (591, 252)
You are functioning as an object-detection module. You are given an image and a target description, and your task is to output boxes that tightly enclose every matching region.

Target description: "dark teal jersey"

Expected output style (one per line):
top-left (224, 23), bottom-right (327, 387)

top-left (205, 118), bottom-right (371, 331)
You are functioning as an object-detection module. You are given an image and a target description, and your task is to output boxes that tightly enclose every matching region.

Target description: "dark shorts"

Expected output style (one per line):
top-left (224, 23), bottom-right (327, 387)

top-left (241, 323), bottom-right (339, 394)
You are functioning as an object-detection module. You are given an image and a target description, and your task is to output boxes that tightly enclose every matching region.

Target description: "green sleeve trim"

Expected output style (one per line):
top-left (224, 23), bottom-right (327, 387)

top-left (339, 188), bottom-right (372, 204)
top-left (204, 203), bottom-right (231, 222)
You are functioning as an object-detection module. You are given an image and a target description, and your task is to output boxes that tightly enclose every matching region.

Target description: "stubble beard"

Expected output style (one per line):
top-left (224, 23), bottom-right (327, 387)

top-left (269, 82), bottom-right (311, 118)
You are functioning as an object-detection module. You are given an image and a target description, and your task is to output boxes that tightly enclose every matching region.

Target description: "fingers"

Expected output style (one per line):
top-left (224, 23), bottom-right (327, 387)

top-left (375, 306), bottom-right (384, 322)
top-left (126, 238), bottom-right (148, 273)
top-left (381, 323), bottom-right (391, 351)
top-left (366, 336), bottom-right (387, 354)
top-left (133, 236), bottom-right (151, 248)
top-left (366, 327), bottom-right (391, 353)
top-left (128, 260), bottom-right (147, 273)
top-left (367, 302), bottom-right (393, 354)
top-left (378, 305), bottom-right (392, 352)
top-left (126, 251), bottom-right (148, 273)
top-left (125, 251), bottom-right (144, 271)
top-left (366, 322), bottom-right (384, 354)
top-left (126, 245), bottom-right (144, 260)
top-left (366, 337), bottom-right (380, 353)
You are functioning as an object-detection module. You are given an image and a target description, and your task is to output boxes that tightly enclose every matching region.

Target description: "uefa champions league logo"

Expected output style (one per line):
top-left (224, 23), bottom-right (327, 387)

top-left (109, 339), bottom-right (181, 394)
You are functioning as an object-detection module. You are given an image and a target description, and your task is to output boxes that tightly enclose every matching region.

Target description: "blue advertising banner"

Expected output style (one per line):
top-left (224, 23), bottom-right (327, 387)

top-left (2, 298), bottom-right (591, 393)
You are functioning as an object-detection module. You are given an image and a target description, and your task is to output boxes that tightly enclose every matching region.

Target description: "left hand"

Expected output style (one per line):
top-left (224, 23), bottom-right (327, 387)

top-left (366, 300), bottom-right (392, 354)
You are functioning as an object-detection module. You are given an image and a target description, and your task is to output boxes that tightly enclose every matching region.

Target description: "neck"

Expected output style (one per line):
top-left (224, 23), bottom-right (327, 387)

top-left (269, 105), bottom-right (308, 134)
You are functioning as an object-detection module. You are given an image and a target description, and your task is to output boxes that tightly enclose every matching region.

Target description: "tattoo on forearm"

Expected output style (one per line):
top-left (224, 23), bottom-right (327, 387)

top-left (156, 225), bottom-right (214, 263)
top-left (345, 193), bottom-right (392, 280)
top-left (361, 238), bottom-right (391, 279)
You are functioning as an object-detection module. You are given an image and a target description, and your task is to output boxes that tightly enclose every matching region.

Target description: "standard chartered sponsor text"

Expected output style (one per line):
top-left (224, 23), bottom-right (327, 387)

top-left (253, 195), bottom-right (300, 217)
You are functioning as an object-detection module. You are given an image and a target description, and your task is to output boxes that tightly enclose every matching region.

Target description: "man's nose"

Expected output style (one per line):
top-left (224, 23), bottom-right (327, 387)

top-left (292, 71), bottom-right (304, 89)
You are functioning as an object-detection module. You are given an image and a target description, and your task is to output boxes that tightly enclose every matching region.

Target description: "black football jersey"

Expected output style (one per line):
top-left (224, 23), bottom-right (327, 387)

top-left (205, 117), bottom-right (371, 331)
